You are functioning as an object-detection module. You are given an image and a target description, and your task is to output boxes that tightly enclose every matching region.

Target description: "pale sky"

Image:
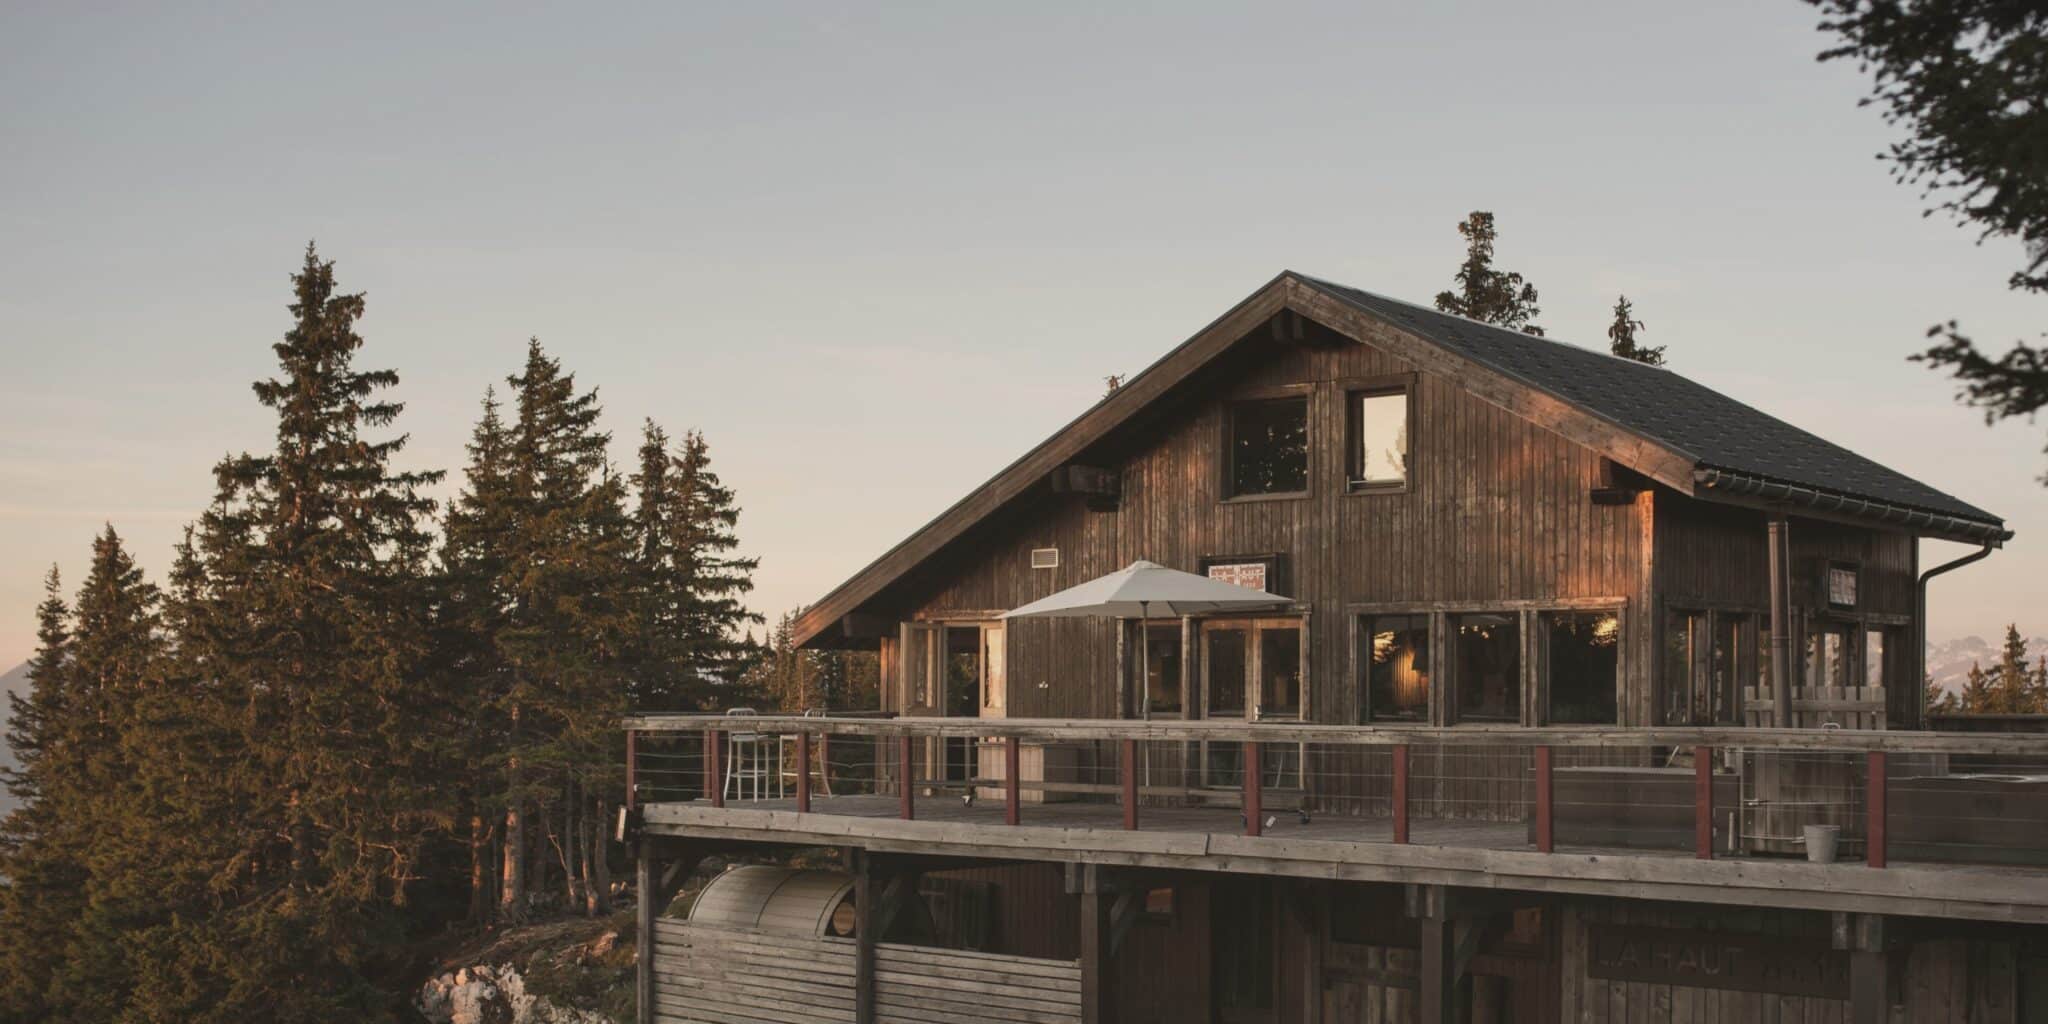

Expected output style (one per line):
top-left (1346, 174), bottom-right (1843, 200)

top-left (2, 1), bottom-right (2042, 671)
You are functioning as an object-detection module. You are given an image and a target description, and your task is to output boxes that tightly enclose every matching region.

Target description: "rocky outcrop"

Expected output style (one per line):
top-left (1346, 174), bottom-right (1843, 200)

top-left (417, 920), bottom-right (632, 1024)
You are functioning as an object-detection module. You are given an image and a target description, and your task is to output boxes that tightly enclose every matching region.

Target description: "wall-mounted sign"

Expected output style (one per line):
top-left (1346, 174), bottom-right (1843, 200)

top-left (1206, 561), bottom-right (1268, 591)
top-left (1825, 561), bottom-right (1859, 611)
top-left (1200, 553), bottom-right (1286, 596)
top-left (1587, 925), bottom-right (1848, 999)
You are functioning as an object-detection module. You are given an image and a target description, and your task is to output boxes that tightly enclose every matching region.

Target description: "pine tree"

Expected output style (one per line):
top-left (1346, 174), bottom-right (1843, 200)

top-left (1434, 211), bottom-right (1545, 336)
top-left (1607, 296), bottom-right (1667, 366)
top-left (179, 244), bottom-right (449, 1020)
top-left (0, 567), bottom-right (77, 1018)
top-left (1924, 674), bottom-right (1959, 716)
top-left (1987, 624), bottom-right (2041, 714)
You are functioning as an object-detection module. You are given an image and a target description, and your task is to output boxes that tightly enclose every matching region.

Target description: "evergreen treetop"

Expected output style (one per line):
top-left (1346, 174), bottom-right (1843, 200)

top-left (1607, 295), bottom-right (1667, 366)
top-left (1434, 211), bottom-right (1545, 336)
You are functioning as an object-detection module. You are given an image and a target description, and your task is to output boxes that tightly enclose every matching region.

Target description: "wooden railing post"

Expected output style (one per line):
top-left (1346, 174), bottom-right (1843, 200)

top-left (899, 736), bottom-right (915, 821)
top-left (1004, 735), bottom-right (1021, 826)
top-left (706, 730), bottom-right (724, 808)
top-left (1867, 751), bottom-right (1888, 868)
top-left (624, 729), bottom-right (638, 811)
top-left (1695, 744), bottom-right (1714, 860)
top-left (796, 732), bottom-right (812, 813)
top-left (1392, 744), bottom-right (1410, 844)
top-left (1533, 745), bottom-right (1553, 853)
top-left (1244, 740), bottom-right (1262, 837)
top-left (1121, 738), bottom-right (1139, 830)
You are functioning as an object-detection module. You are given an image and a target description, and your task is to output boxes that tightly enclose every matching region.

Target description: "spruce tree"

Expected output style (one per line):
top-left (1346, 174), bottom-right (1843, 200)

top-left (0, 568), bottom-right (77, 1018)
top-left (44, 527), bottom-right (163, 1020)
top-left (1434, 211), bottom-right (1545, 336)
top-left (489, 340), bottom-right (635, 922)
top-left (630, 421), bottom-right (763, 713)
top-left (1989, 624), bottom-right (2037, 713)
top-left (1960, 661), bottom-right (1996, 713)
top-left (1607, 296), bottom-right (1667, 366)
top-left (182, 244), bottom-right (448, 1020)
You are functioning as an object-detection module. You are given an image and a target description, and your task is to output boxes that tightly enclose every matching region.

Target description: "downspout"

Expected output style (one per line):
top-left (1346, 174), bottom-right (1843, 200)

top-left (1767, 512), bottom-right (1794, 728)
top-left (1916, 542), bottom-right (1997, 726)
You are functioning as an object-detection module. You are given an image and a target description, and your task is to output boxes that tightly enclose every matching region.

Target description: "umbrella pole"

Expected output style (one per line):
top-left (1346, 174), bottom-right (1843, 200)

top-left (1139, 601), bottom-right (1150, 721)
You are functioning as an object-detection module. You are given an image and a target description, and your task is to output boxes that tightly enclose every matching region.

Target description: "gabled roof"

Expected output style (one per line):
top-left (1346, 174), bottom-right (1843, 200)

top-left (794, 272), bottom-right (2007, 647)
top-left (1303, 276), bottom-right (1999, 525)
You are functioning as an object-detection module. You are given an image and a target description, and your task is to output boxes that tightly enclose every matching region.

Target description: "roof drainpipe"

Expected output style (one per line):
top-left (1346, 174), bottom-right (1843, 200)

top-left (1916, 542), bottom-right (1996, 728)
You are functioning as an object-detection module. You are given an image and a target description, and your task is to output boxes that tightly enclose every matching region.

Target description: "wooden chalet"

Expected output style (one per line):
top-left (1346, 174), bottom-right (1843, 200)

top-left (626, 272), bottom-right (2045, 1024)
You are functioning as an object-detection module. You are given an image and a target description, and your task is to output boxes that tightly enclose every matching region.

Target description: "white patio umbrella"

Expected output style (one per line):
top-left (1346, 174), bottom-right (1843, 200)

top-left (1004, 560), bottom-right (1290, 716)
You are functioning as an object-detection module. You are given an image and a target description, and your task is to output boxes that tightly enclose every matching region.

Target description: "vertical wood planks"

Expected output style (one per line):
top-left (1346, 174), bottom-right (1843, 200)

top-left (1121, 738), bottom-right (1138, 830)
top-left (1867, 751), bottom-right (1887, 869)
top-left (1535, 745), bottom-right (1554, 853)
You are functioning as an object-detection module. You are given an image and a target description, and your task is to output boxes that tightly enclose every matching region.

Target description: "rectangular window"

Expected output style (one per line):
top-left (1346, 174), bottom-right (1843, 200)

top-left (1363, 614), bottom-right (1431, 722)
top-left (1662, 609), bottom-right (1704, 725)
top-left (1257, 627), bottom-right (1302, 719)
top-left (1227, 397), bottom-right (1309, 497)
top-left (1865, 628), bottom-right (1886, 689)
top-left (1545, 610), bottom-right (1619, 724)
top-left (1806, 624), bottom-right (1852, 688)
top-left (1454, 613), bottom-right (1521, 723)
top-left (1144, 624), bottom-right (1183, 716)
top-left (1349, 388), bottom-right (1410, 488)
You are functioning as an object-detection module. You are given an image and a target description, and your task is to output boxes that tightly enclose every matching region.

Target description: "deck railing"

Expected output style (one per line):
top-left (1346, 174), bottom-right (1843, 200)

top-left (622, 714), bottom-right (2048, 870)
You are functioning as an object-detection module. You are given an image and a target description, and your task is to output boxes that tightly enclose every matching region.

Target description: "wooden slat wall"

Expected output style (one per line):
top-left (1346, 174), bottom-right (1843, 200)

top-left (882, 317), bottom-right (1652, 727)
top-left (650, 920), bottom-right (1084, 1024)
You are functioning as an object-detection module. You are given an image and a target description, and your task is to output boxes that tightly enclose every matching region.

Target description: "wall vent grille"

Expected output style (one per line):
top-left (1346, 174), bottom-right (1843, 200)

top-left (1030, 548), bottom-right (1059, 570)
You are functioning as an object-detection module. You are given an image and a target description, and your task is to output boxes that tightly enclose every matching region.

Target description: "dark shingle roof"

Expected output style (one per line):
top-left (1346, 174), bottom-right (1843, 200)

top-left (1299, 274), bottom-right (2001, 526)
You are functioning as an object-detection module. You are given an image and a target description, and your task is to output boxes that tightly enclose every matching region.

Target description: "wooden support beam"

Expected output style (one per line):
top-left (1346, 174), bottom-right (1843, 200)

top-left (1695, 744), bottom-right (1714, 860)
top-left (1769, 514), bottom-right (1795, 728)
top-left (635, 839), bottom-right (703, 1024)
top-left (1121, 738), bottom-right (1138, 830)
top-left (853, 850), bottom-right (878, 1024)
top-left (796, 732), bottom-right (812, 813)
top-left (1005, 736), bottom-right (1021, 826)
top-left (1846, 914), bottom-right (1891, 1024)
top-left (1393, 744), bottom-right (1410, 844)
top-left (1867, 751), bottom-right (1888, 868)
top-left (1534, 746), bottom-right (1553, 853)
top-left (1420, 905), bottom-right (1459, 1024)
top-left (635, 841), bottom-right (657, 1024)
top-left (1079, 865), bottom-right (1113, 1024)
top-left (898, 736), bottom-right (914, 821)
top-left (1244, 741), bottom-right (1262, 837)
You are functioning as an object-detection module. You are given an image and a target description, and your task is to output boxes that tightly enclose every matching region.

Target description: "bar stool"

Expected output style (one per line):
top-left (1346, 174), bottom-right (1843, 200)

top-left (722, 708), bottom-right (778, 801)
top-left (779, 708), bottom-right (834, 798)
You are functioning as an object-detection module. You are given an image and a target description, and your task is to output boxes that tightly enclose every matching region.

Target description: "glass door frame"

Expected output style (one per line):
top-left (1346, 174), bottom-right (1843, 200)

top-left (1196, 616), bottom-right (1308, 791)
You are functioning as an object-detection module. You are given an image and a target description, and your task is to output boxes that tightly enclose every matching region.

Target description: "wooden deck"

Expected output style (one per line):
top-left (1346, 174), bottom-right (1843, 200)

top-left (641, 793), bottom-right (2048, 925)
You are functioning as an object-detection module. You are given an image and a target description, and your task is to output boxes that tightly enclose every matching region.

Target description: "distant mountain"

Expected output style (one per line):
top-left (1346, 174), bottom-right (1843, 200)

top-left (1925, 634), bottom-right (2048, 697)
top-left (0, 659), bottom-right (24, 819)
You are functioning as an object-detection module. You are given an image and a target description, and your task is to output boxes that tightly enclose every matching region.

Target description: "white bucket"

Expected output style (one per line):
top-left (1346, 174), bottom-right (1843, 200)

top-left (1804, 824), bottom-right (1841, 864)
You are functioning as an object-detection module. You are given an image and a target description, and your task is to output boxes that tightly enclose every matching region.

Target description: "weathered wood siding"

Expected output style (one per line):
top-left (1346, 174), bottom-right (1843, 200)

top-left (649, 919), bottom-right (1084, 1024)
top-left (881, 315), bottom-right (1653, 725)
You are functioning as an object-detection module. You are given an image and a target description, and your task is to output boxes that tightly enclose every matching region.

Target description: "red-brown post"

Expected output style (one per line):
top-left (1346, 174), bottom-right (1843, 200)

top-left (1867, 751), bottom-right (1888, 868)
top-left (796, 732), bottom-right (812, 813)
top-left (1244, 741), bottom-right (1262, 837)
top-left (624, 729), bottom-right (638, 812)
top-left (1004, 736), bottom-right (1021, 826)
top-left (899, 736), bottom-right (915, 821)
top-left (1121, 738), bottom-right (1139, 831)
top-left (707, 730), bottom-right (724, 809)
top-left (1392, 744), bottom-right (1410, 845)
top-left (1695, 744), bottom-right (1714, 860)
top-left (1533, 745), bottom-right (1553, 853)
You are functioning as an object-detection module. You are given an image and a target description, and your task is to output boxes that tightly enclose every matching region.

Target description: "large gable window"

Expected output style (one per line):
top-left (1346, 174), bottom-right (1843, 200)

top-left (1227, 397), bottom-right (1309, 497)
top-left (1348, 387), bottom-right (1410, 489)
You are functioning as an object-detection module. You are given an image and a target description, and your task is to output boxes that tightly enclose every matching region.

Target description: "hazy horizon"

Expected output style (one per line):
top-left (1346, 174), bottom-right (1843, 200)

top-left (4, 2), bottom-right (2043, 671)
